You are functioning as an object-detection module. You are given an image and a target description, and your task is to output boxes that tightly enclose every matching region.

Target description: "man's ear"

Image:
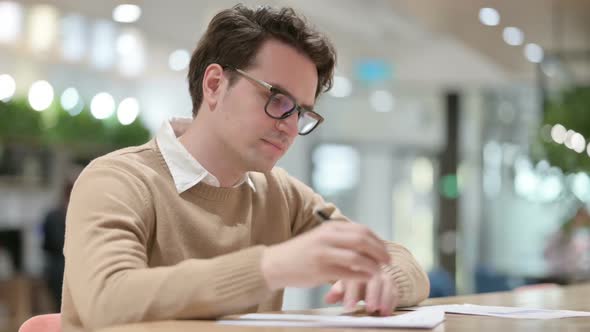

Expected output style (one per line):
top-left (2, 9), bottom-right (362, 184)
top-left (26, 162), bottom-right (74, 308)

top-left (202, 64), bottom-right (226, 112)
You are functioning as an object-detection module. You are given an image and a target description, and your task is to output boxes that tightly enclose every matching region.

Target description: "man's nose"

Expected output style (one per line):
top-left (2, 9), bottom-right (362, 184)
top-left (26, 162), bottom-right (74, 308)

top-left (276, 113), bottom-right (299, 137)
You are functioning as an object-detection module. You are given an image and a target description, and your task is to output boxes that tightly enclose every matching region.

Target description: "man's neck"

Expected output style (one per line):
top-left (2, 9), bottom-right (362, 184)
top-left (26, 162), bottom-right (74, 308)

top-left (177, 118), bottom-right (246, 188)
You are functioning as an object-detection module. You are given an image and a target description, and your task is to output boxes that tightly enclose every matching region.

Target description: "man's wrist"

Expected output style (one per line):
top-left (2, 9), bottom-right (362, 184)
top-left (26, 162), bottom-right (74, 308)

top-left (261, 246), bottom-right (284, 291)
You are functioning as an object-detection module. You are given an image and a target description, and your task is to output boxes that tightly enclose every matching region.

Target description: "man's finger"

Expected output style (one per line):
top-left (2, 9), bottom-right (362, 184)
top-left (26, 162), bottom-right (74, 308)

top-left (343, 280), bottom-right (364, 310)
top-left (365, 274), bottom-right (383, 314)
top-left (324, 281), bottom-right (344, 304)
top-left (379, 278), bottom-right (397, 316)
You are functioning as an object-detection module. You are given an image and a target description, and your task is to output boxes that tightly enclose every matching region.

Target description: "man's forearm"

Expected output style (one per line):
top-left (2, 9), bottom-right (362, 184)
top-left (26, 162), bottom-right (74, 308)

top-left (66, 245), bottom-right (271, 330)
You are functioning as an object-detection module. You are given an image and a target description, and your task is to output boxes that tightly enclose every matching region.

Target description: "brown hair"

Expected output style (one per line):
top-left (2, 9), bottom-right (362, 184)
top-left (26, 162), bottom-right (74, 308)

top-left (187, 4), bottom-right (336, 116)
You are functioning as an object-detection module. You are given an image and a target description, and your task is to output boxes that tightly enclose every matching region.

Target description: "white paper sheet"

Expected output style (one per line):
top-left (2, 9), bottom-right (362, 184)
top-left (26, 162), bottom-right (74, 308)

top-left (405, 304), bottom-right (590, 319)
top-left (217, 310), bottom-right (445, 329)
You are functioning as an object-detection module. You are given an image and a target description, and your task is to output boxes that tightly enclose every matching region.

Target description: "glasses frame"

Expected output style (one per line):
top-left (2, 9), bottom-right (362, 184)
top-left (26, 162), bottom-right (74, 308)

top-left (225, 66), bottom-right (324, 135)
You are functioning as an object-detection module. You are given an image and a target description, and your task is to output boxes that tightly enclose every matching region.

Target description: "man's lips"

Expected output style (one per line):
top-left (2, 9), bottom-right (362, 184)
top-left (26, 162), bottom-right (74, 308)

top-left (262, 139), bottom-right (286, 152)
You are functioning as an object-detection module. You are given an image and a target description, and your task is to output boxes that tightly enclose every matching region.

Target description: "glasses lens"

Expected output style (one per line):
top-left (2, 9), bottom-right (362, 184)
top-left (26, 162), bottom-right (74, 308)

top-left (298, 112), bottom-right (320, 134)
top-left (266, 93), bottom-right (295, 118)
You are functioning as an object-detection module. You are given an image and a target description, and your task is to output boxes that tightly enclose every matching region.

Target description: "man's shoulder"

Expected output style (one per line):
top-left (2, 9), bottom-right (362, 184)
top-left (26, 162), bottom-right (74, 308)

top-left (83, 140), bottom-right (164, 180)
top-left (89, 140), bottom-right (155, 168)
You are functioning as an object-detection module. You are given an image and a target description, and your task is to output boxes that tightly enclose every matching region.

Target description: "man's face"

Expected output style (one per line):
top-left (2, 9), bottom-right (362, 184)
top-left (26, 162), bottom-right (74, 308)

top-left (215, 39), bottom-right (318, 172)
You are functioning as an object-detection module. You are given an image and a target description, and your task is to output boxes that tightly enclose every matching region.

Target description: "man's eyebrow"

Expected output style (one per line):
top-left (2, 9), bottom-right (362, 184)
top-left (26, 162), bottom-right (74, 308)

top-left (269, 82), bottom-right (315, 110)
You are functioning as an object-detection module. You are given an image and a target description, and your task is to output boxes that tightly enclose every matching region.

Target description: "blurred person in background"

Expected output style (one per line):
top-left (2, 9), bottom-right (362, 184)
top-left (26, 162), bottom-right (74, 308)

top-left (62, 4), bottom-right (429, 332)
top-left (42, 170), bottom-right (79, 311)
top-left (544, 203), bottom-right (590, 282)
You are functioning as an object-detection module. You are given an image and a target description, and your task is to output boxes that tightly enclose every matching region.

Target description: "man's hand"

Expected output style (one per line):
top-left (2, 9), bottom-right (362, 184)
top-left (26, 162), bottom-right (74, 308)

top-left (324, 272), bottom-right (399, 316)
top-left (261, 221), bottom-right (390, 290)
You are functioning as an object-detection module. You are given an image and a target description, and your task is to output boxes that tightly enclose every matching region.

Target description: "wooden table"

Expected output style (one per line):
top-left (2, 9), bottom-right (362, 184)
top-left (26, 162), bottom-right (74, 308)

top-left (97, 283), bottom-right (590, 332)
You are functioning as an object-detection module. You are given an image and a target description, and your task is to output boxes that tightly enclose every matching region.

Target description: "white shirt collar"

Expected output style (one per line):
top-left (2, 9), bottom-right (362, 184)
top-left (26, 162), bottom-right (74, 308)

top-left (156, 117), bottom-right (255, 193)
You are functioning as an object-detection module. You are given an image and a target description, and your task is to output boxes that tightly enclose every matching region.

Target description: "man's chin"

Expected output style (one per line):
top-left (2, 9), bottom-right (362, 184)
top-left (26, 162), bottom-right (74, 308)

top-left (249, 159), bottom-right (279, 173)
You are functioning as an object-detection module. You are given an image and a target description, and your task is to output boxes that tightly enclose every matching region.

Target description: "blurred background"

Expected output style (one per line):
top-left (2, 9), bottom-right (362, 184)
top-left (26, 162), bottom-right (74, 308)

top-left (0, 0), bottom-right (589, 330)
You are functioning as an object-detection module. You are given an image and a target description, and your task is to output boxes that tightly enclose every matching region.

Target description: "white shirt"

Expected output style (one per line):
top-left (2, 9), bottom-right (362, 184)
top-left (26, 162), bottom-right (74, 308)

top-left (156, 117), bottom-right (255, 193)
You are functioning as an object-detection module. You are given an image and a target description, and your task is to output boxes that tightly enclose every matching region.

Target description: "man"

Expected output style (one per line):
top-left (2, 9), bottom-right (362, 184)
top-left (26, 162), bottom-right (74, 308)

top-left (62, 4), bottom-right (429, 332)
top-left (42, 177), bottom-right (74, 310)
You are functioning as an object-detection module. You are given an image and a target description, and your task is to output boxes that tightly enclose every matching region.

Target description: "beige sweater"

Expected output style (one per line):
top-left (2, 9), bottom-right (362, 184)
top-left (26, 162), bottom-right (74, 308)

top-left (61, 139), bottom-right (430, 332)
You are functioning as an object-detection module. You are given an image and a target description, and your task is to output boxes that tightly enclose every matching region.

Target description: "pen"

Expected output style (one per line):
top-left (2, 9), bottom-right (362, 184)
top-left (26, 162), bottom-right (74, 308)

top-left (315, 209), bottom-right (331, 222)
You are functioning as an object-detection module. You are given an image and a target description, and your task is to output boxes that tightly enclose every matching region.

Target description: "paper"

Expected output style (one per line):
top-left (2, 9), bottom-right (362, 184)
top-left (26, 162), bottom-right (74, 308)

top-left (405, 304), bottom-right (590, 319)
top-left (217, 310), bottom-right (445, 329)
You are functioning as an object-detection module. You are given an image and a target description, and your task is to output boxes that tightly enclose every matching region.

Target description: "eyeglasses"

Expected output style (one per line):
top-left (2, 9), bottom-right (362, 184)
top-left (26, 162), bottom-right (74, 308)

top-left (226, 67), bottom-right (324, 135)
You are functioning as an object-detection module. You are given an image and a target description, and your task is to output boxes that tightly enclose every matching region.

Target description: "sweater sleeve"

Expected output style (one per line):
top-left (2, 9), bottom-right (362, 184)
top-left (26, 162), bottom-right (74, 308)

top-left (380, 242), bottom-right (430, 307)
top-left (63, 161), bottom-right (272, 330)
top-left (275, 168), bottom-right (430, 306)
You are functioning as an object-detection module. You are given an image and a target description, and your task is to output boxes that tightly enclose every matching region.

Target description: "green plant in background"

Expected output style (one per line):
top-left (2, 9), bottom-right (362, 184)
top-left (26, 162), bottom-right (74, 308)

top-left (0, 97), bottom-right (151, 155)
top-left (537, 86), bottom-right (590, 173)
top-left (0, 98), bottom-right (44, 143)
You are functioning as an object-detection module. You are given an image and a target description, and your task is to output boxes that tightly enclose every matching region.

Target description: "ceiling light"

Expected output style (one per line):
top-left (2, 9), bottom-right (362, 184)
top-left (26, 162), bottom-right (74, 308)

top-left (0, 1), bottom-right (22, 43)
top-left (0, 74), bottom-right (16, 101)
top-left (117, 97), bottom-right (140, 125)
top-left (60, 87), bottom-right (80, 110)
top-left (328, 75), bottom-right (352, 98)
top-left (113, 4), bottom-right (141, 23)
top-left (90, 92), bottom-right (115, 119)
top-left (369, 90), bottom-right (394, 112)
top-left (502, 27), bottom-right (524, 46)
top-left (28, 4), bottom-right (58, 52)
top-left (479, 8), bottom-right (500, 26)
top-left (168, 49), bottom-right (191, 71)
top-left (524, 43), bottom-right (543, 63)
top-left (28, 80), bottom-right (54, 111)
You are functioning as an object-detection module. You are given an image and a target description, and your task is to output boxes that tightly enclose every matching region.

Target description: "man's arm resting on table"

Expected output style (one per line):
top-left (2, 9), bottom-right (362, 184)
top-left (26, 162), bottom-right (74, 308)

top-left (64, 164), bottom-right (273, 330)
